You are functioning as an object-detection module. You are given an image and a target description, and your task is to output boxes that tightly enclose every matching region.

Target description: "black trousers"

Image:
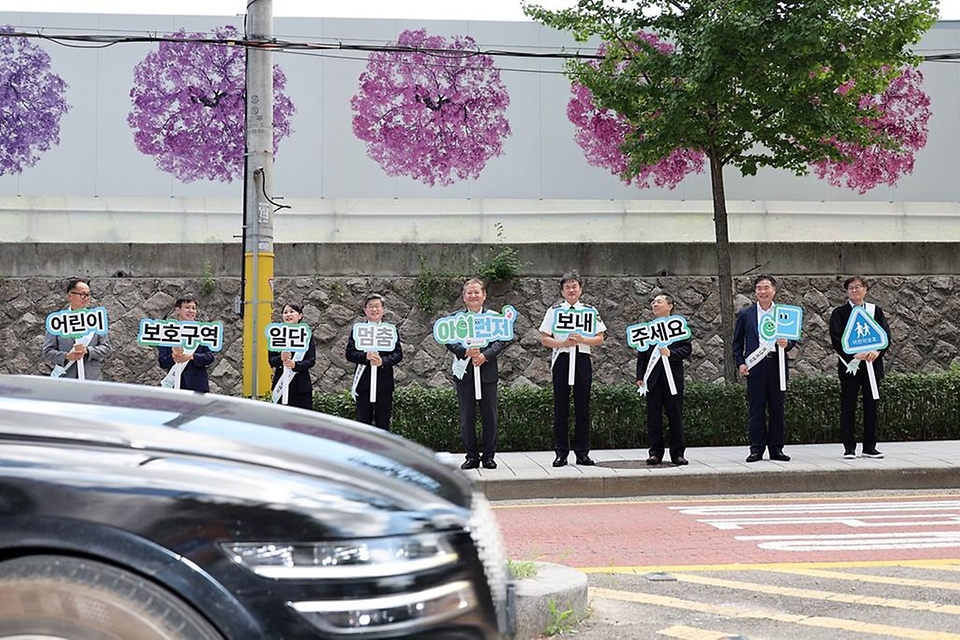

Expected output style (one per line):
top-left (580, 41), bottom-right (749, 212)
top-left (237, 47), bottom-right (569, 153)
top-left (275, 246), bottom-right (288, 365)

top-left (285, 390), bottom-right (314, 411)
top-left (356, 383), bottom-right (393, 431)
top-left (552, 351), bottom-right (592, 457)
top-left (746, 357), bottom-right (785, 456)
top-left (456, 375), bottom-right (498, 461)
top-left (647, 377), bottom-right (685, 461)
top-left (839, 366), bottom-right (879, 451)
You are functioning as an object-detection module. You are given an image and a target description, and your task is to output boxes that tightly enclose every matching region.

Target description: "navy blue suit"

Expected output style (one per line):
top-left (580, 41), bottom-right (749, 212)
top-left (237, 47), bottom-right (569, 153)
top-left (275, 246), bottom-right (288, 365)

top-left (158, 345), bottom-right (214, 392)
top-left (732, 305), bottom-right (796, 457)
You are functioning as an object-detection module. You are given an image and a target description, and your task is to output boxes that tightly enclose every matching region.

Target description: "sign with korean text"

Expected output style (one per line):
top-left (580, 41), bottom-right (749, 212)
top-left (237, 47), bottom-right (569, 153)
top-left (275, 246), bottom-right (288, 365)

top-left (626, 315), bottom-right (691, 352)
top-left (551, 307), bottom-right (598, 337)
top-left (352, 322), bottom-right (399, 352)
top-left (137, 319), bottom-right (224, 351)
top-left (264, 323), bottom-right (312, 353)
top-left (45, 306), bottom-right (109, 339)
top-left (432, 305), bottom-right (517, 348)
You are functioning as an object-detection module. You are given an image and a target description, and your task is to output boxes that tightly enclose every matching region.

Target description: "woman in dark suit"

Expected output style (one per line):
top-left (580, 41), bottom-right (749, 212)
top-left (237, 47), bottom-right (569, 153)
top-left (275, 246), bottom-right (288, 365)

top-left (269, 303), bottom-right (316, 410)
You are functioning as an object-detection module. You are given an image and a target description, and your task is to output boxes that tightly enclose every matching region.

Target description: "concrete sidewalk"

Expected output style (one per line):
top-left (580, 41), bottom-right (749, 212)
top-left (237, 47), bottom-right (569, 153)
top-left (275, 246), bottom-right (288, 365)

top-left (463, 441), bottom-right (960, 501)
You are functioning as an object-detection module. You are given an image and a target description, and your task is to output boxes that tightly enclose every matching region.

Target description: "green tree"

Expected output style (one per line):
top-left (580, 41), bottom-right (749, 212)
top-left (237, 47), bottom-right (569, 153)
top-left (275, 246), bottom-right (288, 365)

top-left (525, 0), bottom-right (937, 382)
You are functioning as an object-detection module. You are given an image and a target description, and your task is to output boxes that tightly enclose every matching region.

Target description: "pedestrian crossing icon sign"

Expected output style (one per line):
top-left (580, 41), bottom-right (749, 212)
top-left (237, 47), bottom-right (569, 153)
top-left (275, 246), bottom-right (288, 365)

top-left (841, 306), bottom-right (889, 353)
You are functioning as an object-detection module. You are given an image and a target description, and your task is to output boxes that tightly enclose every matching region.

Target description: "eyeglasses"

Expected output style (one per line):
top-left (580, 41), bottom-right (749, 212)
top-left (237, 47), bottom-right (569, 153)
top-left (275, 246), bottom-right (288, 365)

top-left (69, 291), bottom-right (91, 299)
top-left (847, 284), bottom-right (865, 291)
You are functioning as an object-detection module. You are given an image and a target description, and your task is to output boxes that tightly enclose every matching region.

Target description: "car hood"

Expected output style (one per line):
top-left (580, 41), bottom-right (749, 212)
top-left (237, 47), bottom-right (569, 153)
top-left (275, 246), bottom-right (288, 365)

top-left (0, 376), bottom-right (473, 513)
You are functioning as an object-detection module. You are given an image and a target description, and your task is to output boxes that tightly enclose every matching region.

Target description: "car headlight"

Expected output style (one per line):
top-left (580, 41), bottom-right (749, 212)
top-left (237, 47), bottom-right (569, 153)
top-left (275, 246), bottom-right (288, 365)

top-left (220, 533), bottom-right (459, 579)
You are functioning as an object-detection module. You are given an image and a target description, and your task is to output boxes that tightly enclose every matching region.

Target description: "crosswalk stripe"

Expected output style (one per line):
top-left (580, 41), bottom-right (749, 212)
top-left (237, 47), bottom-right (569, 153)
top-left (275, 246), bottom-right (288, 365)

top-left (591, 587), bottom-right (960, 639)
top-left (673, 573), bottom-right (960, 614)
top-left (579, 558), bottom-right (960, 574)
top-left (757, 567), bottom-right (960, 590)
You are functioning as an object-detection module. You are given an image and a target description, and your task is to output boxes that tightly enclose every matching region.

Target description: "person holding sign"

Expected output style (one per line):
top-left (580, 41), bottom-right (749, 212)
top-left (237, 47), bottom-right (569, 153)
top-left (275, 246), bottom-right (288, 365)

top-left (829, 276), bottom-right (891, 459)
top-left (633, 294), bottom-right (692, 466)
top-left (539, 272), bottom-right (606, 467)
top-left (268, 303), bottom-right (316, 410)
top-left (443, 278), bottom-right (512, 470)
top-left (42, 278), bottom-right (113, 380)
top-left (345, 294), bottom-right (403, 430)
top-left (158, 295), bottom-right (215, 392)
top-left (732, 275), bottom-right (796, 463)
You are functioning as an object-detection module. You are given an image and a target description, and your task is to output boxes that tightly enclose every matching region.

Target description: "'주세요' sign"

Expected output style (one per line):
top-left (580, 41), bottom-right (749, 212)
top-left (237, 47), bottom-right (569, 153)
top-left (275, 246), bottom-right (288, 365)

top-left (625, 315), bottom-right (691, 352)
top-left (46, 307), bottom-right (109, 338)
top-left (432, 305), bottom-right (517, 348)
top-left (137, 319), bottom-right (224, 351)
top-left (264, 323), bottom-right (312, 352)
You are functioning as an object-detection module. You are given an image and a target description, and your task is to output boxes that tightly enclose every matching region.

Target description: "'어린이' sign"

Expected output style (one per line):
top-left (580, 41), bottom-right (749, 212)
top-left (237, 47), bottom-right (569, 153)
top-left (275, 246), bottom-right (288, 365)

top-left (137, 319), bottom-right (224, 352)
top-left (432, 305), bottom-right (517, 348)
top-left (46, 307), bottom-right (109, 338)
top-left (841, 306), bottom-right (889, 354)
top-left (264, 323), bottom-right (312, 352)
top-left (626, 315), bottom-right (691, 352)
top-left (352, 322), bottom-right (399, 352)
top-left (551, 307), bottom-right (598, 336)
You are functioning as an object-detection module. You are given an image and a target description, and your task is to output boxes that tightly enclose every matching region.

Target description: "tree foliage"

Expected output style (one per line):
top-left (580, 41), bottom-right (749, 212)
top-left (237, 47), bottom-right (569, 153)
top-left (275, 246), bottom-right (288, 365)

top-left (526, 0), bottom-right (938, 381)
top-left (128, 25), bottom-right (295, 183)
top-left (0, 26), bottom-right (70, 176)
top-left (351, 29), bottom-right (511, 187)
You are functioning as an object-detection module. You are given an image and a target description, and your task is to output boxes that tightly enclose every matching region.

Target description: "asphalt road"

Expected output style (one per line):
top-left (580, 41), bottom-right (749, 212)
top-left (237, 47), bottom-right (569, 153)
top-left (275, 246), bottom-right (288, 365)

top-left (496, 491), bottom-right (960, 639)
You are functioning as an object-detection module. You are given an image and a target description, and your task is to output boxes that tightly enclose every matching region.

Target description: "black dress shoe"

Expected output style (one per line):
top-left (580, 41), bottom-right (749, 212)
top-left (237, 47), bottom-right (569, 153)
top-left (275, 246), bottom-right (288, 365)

top-left (552, 455), bottom-right (568, 468)
top-left (770, 452), bottom-right (791, 462)
top-left (745, 453), bottom-right (762, 463)
top-left (461, 458), bottom-right (480, 470)
top-left (575, 455), bottom-right (596, 466)
top-left (672, 456), bottom-right (689, 466)
top-left (645, 456), bottom-right (662, 466)
top-left (481, 458), bottom-right (497, 469)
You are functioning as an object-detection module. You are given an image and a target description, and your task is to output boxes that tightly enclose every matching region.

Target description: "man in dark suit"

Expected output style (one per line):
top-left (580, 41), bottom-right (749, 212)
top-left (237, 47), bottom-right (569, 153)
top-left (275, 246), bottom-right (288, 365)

top-left (636, 293), bottom-right (692, 466)
top-left (158, 294), bottom-right (214, 392)
top-left (732, 275), bottom-right (796, 463)
top-left (829, 276), bottom-right (891, 459)
top-left (446, 278), bottom-right (511, 470)
top-left (345, 294), bottom-right (403, 430)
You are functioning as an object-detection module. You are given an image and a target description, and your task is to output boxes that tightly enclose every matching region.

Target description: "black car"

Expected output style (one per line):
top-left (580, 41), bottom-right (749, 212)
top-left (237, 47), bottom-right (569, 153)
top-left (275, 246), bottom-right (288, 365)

top-left (0, 376), bottom-right (511, 639)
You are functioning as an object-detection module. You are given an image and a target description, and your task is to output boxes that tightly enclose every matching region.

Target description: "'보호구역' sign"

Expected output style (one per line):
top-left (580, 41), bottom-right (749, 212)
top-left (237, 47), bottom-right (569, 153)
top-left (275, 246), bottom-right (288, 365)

top-left (137, 319), bottom-right (224, 352)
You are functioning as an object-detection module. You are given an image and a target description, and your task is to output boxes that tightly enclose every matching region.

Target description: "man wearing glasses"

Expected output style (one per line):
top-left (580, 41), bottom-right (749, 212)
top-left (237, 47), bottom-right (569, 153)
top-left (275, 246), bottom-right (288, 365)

top-left (42, 278), bottom-right (113, 380)
top-left (829, 276), bottom-right (891, 459)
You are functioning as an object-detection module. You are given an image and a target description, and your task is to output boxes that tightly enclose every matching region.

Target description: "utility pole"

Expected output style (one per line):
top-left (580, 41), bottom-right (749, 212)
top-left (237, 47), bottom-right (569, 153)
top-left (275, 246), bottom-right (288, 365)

top-left (242, 0), bottom-right (274, 397)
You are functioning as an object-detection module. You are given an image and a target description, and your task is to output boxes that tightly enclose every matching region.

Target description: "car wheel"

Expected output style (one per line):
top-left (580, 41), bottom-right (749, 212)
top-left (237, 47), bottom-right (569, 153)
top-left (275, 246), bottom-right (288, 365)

top-left (0, 555), bottom-right (223, 640)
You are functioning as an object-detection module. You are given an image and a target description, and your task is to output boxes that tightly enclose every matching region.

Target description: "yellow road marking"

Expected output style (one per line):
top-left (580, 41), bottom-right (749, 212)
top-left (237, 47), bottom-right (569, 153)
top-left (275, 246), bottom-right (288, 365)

top-left (591, 587), bottom-right (960, 639)
top-left (580, 558), bottom-right (960, 573)
top-left (658, 624), bottom-right (737, 639)
top-left (673, 573), bottom-right (960, 614)
top-left (757, 566), bottom-right (960, 591)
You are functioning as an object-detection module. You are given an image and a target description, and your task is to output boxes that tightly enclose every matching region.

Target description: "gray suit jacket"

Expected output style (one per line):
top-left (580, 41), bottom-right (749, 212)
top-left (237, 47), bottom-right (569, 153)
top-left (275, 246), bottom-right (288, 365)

top-left (42, 331), bottom-right (113, 380)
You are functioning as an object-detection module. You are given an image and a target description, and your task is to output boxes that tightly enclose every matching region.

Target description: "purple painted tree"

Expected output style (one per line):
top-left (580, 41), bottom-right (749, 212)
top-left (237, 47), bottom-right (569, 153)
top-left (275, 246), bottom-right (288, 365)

top-left (811, 66), bottom-right (931, 194)
top-left (128, 25), bottom-right (295, 183)
top-left (567, 36), bottom-right (704, 189)
top-left (351, 29), bottom-right (511, 187)
top-left (0, 26), bottom-right (70, 175)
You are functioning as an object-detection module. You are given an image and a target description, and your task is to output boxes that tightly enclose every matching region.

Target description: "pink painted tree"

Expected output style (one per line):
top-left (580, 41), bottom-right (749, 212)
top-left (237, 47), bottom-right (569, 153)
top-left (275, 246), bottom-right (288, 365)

top-left (351, 29), bottom-right (511, 187)
top-left (128, 25), bottom-right (295, 183)
top-left (810, 66), bottom-right (930, 193)
top-left (568, 36), bottom-right (704, 189)
top-left (0, 26), bottom-right (70, 175)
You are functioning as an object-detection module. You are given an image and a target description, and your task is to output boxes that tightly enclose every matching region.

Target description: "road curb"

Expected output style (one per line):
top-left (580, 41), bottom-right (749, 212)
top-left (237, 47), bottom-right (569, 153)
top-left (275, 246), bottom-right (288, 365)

top-left (513, 562), bottom-right (588, 639)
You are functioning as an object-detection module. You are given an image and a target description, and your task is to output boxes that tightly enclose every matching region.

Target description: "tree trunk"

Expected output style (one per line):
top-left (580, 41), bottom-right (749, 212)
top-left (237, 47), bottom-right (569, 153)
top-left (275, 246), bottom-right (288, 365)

top-left (708, 151), bottom-right (738, 383)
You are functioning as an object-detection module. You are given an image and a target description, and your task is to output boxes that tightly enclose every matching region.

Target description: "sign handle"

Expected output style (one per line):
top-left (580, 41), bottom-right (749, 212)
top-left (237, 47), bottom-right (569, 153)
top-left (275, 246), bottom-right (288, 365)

top-left (567, 346), bottom-right (577, 387)
top-left (473, 364), bottom-right (482, 400)
top-left (866, 360), bottom-right (879, 400)
top-left (662, 354), bottom-right (677, 396)
top-left (369, 365), bottom-right (378, 403)
top-left (76, 356), bottom-right (86, 381)
top-left (778, 344), bottom-right (787, 392)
